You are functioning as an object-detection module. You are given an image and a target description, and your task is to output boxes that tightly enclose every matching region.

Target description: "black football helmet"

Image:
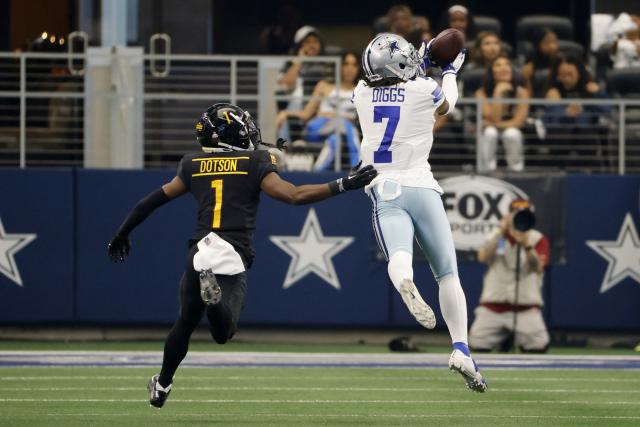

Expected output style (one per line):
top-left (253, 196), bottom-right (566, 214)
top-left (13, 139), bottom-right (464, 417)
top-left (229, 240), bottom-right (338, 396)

top-left (195, 103), bottom-right (261, 151)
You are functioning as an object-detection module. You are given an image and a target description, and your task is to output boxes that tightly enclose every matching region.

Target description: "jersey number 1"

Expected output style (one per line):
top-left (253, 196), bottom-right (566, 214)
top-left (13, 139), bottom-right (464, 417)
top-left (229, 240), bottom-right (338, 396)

top-left (373, 105), bottom-right (400, 164)
top-left (211, 179), bottom-right (223, 228)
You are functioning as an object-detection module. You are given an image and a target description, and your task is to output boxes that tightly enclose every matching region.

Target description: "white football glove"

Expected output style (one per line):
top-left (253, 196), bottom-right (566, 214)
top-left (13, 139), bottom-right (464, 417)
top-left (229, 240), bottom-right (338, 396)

top-left (441, 49), bottom-right (467, 76)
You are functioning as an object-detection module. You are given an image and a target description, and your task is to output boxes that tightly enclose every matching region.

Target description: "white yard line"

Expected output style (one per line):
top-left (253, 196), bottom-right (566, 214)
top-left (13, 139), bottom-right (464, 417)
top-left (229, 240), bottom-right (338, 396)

top-left (1, 386), bottom-right (640, 394)
top-left (1, 375), bottom-right (639, 383)
top-left (2, 398), bottom-right (640, 404)
top-left (41, 413), bottom-right (640, 420)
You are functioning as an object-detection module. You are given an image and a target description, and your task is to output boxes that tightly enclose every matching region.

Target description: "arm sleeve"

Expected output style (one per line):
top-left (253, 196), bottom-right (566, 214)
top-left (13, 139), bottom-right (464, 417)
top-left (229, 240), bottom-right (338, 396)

top-left (253, 150), bottom-right (279, 186)
top-left (441, 73), bottom-right (459, 115)
top-left (115, 188), bottom-right (170, 237)
top-left (176, 156), bottom-right (190, 190)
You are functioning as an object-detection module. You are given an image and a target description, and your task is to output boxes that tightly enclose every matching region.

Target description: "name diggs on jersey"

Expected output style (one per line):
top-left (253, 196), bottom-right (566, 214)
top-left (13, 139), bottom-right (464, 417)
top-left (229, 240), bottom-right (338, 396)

top-left (371, 87), bottom-right (405, 103)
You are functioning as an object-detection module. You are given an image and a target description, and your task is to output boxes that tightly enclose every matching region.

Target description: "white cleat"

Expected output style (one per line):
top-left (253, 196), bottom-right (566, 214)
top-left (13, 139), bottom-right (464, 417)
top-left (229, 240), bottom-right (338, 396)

top-left (399, 279), bottom-right (436, 329)
top-left (448, 349), bottom-right (488, 392)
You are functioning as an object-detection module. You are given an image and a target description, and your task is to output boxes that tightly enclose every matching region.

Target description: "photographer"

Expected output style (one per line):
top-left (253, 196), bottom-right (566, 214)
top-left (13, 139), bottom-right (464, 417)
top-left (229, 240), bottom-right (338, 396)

top-left (469, 200), bottom-right (550, 353)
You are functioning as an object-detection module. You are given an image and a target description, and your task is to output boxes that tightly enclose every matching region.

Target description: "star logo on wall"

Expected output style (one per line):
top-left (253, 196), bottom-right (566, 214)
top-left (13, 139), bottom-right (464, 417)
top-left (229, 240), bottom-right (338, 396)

top-left (0, 217), bottom-right (37, 287)
top-left (586, 213), bottom-right (640, 293)
top-left (269, 208), bottom-right (354, 290)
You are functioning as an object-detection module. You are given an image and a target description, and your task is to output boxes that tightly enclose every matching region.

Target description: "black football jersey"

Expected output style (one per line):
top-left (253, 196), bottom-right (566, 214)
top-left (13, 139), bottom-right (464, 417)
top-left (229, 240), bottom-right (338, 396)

top-left (177, 149), bottom-right (278, 266)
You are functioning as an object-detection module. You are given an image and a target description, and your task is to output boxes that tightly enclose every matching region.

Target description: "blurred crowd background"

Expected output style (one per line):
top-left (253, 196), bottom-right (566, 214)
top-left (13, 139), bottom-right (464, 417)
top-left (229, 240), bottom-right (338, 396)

top-left (0, 0), bottom-right (639, 173)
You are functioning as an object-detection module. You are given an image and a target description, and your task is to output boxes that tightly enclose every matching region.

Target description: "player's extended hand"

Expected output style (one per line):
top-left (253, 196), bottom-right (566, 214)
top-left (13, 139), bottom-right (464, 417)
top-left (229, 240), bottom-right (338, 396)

top-left (108, 235), bottom-right (131, 262)
top-left (441, 49), bottom-right (467, 76)
top-left (342, 162), bottom-right (378, 191)
top-left (418, 39), bottom-right (434, 71)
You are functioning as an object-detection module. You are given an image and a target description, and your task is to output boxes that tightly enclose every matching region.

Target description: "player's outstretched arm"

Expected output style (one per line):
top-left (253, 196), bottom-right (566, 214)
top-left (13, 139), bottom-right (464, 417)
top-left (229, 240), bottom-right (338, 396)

top-left (436, 49), bottom-right (466, 116)
top-left (260, 164), bottom-right (377, 205)
top-left (107, 176), bottom-right (187, 262)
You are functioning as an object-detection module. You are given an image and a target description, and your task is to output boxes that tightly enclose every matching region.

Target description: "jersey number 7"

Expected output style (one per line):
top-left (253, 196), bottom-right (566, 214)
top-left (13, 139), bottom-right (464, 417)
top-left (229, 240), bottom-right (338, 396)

top-left (373, 105), bottom-right (400, 164)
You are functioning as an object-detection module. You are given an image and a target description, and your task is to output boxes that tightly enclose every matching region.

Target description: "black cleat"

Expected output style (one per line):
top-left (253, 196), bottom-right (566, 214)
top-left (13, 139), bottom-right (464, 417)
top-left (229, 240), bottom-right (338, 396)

top-left (147, 374), bottom-right (172, 408)
top-left (199, 269), bottom-right (222, 305)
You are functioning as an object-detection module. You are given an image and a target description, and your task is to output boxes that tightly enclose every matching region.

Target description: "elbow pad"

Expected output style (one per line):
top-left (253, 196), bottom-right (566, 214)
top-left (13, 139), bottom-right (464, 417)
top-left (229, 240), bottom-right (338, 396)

top-left (441, 73), bottom-right (458, 115)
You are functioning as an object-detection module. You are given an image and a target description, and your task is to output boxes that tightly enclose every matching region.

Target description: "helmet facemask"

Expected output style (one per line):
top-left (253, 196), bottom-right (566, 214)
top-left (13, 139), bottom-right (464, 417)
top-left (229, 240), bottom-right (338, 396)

top-left (196, 104), bottom-right (261, 152)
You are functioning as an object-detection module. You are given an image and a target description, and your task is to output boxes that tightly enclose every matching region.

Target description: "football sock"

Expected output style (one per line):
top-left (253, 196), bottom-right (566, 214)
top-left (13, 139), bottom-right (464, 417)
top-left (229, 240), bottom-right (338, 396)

top-left (387, 250), bottom-right (413, 292)
top-left (159, 315), bottom-right (200, 388)
top-left (437, 273), bottom-right (469, 345)
top-left (453, 341), bottom-right (471, 357)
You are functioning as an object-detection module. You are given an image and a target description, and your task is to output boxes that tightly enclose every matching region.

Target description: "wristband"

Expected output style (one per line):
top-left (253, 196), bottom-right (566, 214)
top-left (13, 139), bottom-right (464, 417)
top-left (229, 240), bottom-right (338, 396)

top-left (328, 179), bottom-right (343, 195)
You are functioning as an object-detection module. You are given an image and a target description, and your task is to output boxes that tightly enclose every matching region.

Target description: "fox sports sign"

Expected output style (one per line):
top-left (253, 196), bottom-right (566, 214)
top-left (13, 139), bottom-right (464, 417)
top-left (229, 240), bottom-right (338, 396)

top-left (439, 175), bottom-right (529, 251)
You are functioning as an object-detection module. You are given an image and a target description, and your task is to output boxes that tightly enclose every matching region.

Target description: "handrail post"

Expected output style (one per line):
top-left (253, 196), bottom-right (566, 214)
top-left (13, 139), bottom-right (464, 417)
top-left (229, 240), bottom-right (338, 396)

top-left (19, 54), bottom-right (26, 169)
top-left (475, 98), bottom-right (483, 173)
top-left (230, 58), bottom-right (237, 105)
top-left (618, 101), bottom-right (626, 175)
top-left (333, 56), bottom-right (342, 172)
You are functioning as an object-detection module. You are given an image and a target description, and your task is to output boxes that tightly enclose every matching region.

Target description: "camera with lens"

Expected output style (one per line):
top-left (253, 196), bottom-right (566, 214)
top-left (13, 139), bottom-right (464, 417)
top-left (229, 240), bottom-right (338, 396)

top-left (510, 199), bottom-right (536, 232)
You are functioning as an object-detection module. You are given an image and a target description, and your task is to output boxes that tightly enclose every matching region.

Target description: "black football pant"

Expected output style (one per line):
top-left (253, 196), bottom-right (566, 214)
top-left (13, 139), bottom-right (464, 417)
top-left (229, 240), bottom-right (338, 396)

top-left (158, 244), bottom-right (246, 387)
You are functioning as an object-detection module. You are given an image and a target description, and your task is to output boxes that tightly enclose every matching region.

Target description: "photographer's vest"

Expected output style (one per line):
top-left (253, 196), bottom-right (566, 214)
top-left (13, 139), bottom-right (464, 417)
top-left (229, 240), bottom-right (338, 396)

top-left (479, 229), bottom-right (545, 306)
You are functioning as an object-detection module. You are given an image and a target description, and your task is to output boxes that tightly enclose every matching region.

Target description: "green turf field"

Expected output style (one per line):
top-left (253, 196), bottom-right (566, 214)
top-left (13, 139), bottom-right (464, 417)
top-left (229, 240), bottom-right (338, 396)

top-left (0, 341), bottom-right (639, 426)
top-left (1, 361), bottom-right (639, 425)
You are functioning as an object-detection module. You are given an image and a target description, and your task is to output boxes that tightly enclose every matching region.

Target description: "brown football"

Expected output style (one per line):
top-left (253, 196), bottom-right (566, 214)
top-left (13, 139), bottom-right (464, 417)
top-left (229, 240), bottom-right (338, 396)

top-left (429, 28), bottom-right (465, 65)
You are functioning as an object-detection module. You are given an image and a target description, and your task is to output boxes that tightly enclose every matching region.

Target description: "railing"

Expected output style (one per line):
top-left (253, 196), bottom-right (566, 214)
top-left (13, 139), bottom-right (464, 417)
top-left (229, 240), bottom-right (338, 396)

top-left (0, 51), bottom-right (638, 174)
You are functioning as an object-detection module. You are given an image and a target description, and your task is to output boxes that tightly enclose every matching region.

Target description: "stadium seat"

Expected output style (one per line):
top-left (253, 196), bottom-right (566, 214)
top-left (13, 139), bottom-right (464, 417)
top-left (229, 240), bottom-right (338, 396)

top-left (474, 16), bottom-right (502, 35)
top-left (532, 68), bottom-right (551, 97)
top-left (557, 40), bottom-right (585, 59)
top-left (516, 15), bottom-right (573, 57)
top-left (516, 15), bottom-right (573, 40)
top-left (461, 68), bottom-right (486, 97)
top-left (607, 67), bottom-right (640, 98)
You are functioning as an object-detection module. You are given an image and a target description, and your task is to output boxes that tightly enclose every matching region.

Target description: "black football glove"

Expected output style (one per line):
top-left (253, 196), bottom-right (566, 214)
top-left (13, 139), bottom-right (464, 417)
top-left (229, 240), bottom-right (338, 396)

top-left (332, 161), bottom-right (377, 193)
top-left (108, 235), bottom-right (131, 262)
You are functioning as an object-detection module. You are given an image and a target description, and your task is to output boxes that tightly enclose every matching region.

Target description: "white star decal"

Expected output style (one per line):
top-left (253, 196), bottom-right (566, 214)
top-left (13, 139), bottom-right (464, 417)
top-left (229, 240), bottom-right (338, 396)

top-left (0, 217), bottom-right (37, 287)
top-left (269, 208), bottom-right (354, 290)
top-left (586, 213), bottom-right (640, 293)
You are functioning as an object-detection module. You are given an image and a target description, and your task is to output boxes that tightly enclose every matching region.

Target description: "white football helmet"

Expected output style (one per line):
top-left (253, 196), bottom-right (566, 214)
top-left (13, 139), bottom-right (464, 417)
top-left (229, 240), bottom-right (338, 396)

top-left (362, 33), bottom-right (423, 82)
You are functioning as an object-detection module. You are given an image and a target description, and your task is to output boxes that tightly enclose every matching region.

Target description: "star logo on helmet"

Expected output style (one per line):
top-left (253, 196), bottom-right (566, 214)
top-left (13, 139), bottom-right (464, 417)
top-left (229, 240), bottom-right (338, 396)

top-left (388, 40), bottom-right (400, 57)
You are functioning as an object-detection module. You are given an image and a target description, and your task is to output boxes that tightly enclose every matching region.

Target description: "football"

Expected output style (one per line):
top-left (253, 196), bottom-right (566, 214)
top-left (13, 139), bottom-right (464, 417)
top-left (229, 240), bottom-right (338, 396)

top-left (429, 28), bottom-right (465, 65)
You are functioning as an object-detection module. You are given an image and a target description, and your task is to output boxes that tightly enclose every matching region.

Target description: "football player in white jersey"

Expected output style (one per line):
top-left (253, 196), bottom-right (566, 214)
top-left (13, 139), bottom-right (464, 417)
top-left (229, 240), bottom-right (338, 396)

top-left (352, 33), bottom-right (487, 392)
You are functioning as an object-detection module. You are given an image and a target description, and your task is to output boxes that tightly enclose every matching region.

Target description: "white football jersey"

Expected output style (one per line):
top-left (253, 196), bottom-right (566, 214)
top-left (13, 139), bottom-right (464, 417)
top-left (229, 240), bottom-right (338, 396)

top-left (352, 77), bottom-right (445, 193)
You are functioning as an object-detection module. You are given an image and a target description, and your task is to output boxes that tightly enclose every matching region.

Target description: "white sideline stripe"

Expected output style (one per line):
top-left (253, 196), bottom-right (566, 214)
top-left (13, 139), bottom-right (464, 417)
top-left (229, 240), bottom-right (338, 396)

top-left (2, 386), bottom-right (640, 394)
top-left (2, 375), bottom-right (640, 382)
top-left (42, 413), bottom-right (640, 420)
top-left (3, 395), bottom-right (640, 405)
top-left (2, 350), bottom-right (638, 361)
top-left (3, 398), bottom-right (640, 405)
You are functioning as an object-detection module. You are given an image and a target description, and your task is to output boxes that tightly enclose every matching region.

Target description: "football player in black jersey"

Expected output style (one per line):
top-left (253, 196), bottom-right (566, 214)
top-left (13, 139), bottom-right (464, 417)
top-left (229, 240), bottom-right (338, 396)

top-left (107, 103), bottom-right (376, 408)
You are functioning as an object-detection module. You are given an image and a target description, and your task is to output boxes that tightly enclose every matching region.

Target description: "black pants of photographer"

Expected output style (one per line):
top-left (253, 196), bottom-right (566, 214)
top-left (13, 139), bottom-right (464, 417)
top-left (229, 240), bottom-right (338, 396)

top-left (158, 244), bottom-right (247, 387)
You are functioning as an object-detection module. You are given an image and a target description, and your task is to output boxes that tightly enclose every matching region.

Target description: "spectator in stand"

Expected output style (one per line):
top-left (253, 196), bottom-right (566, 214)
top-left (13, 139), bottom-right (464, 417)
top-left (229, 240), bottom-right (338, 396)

top-left (385, 4), bottom-right (426, 48)
top-left (276, 26), bottom-right (332, 142)
top-left (475, 55), bottom-right (530, 172)
top-left (543, 55), bottom-right (610, 166)
top-left (414, 16), bottom-right (433, 42)
top-left (469, 31), bottom-right (503, 70)
top-left (521, 28), bottom-right (560, 97)
top-left (436, 3), bottom-right (477, 42)
top-left (276, 52), bottom-right (361, 170)
top-left (609, 14), bottom-right (640, 69)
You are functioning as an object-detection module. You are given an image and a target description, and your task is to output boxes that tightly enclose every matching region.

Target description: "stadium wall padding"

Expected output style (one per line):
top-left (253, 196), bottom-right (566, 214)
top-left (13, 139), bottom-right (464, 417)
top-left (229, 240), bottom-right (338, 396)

top-left (0, 170), bottom-right (638, 330)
